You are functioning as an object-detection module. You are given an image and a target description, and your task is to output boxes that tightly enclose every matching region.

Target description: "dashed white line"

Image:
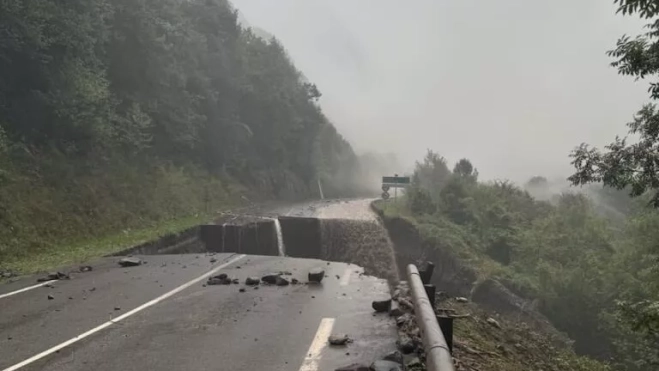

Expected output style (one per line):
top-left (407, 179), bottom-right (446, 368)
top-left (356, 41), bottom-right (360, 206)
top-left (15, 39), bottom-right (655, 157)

top-left (298, 318), bottom-right (336, 371)
top-left (339, 268), bottom-right (351, 286)
top-left (0, 280), bottom-right (57, 300)
top-left (1, 254), bottom-right (246, 371)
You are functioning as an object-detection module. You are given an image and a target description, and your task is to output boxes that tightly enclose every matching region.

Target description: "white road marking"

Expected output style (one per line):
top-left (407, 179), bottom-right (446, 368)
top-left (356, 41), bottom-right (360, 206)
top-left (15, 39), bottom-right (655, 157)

top-left (339, 268), bottom-right (351, 286)
top-left (2, 254), bottom-right (246, 371)
top-left (298, 318), bottom-right (335, 371)
top-left (0, 280), bottom-right (57, 300)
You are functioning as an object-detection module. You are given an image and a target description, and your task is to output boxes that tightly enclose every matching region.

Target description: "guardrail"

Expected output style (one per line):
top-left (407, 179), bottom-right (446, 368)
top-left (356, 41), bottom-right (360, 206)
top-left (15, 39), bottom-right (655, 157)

top-left (407, 264), bottom-right (455, 371)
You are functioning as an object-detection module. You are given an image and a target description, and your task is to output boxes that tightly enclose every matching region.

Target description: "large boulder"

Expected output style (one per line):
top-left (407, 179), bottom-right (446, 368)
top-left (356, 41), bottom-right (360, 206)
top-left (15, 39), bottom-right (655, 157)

top-left (118, 257), bottom-right (142, 267)
top-left (308, 268), bottom-right (325, 283)
top-left (372, 298), bottom-right (392, 313)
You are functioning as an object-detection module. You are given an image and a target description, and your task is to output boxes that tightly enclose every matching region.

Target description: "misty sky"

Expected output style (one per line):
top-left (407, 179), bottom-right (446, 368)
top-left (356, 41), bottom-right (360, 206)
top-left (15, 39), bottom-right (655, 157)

top-left (232, 0), bottom-right (648, 183)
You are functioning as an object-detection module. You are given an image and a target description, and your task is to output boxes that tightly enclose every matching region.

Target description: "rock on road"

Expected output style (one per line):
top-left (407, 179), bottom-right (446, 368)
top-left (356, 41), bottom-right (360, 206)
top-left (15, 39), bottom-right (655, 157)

top-left (0, 253), bottom-right (396, 371)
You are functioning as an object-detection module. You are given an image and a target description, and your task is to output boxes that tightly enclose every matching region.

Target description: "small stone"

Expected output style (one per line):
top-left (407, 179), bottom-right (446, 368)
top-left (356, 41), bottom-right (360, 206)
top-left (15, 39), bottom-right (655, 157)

top-left (395, 313), bottom-right (413, 327)
top-left (254, 286), bottom-right (259, 290)
top-left (396, 336), bottom-right (416, 354)
top-left (455, 297), bottom-right (468, 303)
top-left (397, 297), bottom-right (414, 310)
top-left (308, 268), bottom-right (325, 283)
top-left (232, 278), bottom-right (239, 284)
top-left (382, 350), bottom-right (403, 365)
top-left (39, 271), bottom-right (69, 282)
top-left (335, 275), bottom-right (340, 279)
top-left (372, 298), bottom-right (392, 313)
top-left (334, 364), bottom-right (370, 371)
top-left (371, 360), bottom-right (404, 371)
top-left (239, 288), bottom-right (246, 293)
top-left (114, 307), bottom-right (121, 311)
top-left (118, 257), bottom-right (142, 267)
top-left (207, 276), bottom-right (231, 285)
top-left (79, 266), bottom-right (93, 272)
top-left (210, 258), bottom-right (217, 263)
top-left (68, 297), bottom-right (73, 300)
top-left (328, 334), bottom-right (352, 346)
top-left (245, 277), bottom-right (260, 286)
top-left (487, 317), bottom-right (501, 329)
top-left (389, 301), bottom-right (404, 317)
top-left (291, 278), bottom-right (299, 285)
top-left (261, 273), bottom-right (280, 284)
top-left (275, 276), bottom-right (290, 286)
top-left (47, 295), bottom-right (54, 300)
top-left (279, 271), bottom-right (292, 276)
top-left (406, 357), bottom-right (423, 369)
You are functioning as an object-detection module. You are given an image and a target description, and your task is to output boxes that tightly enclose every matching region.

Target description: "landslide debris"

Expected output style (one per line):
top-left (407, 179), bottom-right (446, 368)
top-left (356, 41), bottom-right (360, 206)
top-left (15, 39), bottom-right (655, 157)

top-left (383, 281), bottom-right (606, 371)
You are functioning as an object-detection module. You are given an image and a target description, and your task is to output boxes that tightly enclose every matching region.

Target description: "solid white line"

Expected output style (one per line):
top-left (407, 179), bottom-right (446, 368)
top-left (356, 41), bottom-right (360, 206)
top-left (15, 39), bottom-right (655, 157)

top-left (2, 254), bottom-right (246, 371)
top-left (339, 269), bottom-right (351, 286)
top-left (298, 318), bottom-right (335, 371)
top-left (0, 280), bottom-right (57, 300)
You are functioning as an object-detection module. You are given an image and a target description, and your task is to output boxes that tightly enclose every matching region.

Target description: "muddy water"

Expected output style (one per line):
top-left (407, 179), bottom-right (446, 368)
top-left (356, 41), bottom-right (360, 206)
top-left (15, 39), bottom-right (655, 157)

top-left (119, 199), bottom-right (400, 283)
top-left (273, 218), bottom-right (286, 256)
top-left (316, 199), bottom-right (378, 220)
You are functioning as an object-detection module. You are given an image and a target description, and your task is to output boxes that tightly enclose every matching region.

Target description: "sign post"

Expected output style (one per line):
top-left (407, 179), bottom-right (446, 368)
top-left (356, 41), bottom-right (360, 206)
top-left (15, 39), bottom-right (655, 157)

top-left (381, 174), bottom-right (410, 204)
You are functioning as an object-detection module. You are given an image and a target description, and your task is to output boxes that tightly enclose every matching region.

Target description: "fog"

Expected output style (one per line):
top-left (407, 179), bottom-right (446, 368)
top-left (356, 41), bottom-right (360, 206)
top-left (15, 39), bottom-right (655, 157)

top-left (232, 0), bottom-right (648, 183)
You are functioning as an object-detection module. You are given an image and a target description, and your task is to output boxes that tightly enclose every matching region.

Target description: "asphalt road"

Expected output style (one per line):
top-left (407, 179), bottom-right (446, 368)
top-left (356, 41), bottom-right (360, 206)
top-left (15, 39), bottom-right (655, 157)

top-left (0, 252), bottom-right (396, 371)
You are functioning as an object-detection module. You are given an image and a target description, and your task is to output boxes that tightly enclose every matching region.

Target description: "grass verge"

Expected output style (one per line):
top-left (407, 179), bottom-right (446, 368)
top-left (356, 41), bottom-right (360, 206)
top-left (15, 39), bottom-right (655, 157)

top-left (1, 213), bottom-right (214, 275)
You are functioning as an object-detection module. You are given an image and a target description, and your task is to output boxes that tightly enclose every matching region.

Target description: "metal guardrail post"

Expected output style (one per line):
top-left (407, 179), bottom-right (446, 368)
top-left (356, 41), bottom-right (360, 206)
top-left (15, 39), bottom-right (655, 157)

top-left (424, 284), bottom-right (436, 309)
top-left (436, 316), bottom-right (454, 354)
top-left (420, 261), bottom-right (435, 284)
top-left (407, 264), bottom-right (455, 371)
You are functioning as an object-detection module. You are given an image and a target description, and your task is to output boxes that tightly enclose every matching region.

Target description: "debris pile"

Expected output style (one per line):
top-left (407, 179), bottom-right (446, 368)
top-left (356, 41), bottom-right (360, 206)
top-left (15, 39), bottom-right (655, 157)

top-left (37, 271), bottom-right (70, 282)
top-left (203, 266), bottom-right (326, 290)
top-left (333, 281), bottom-right (424, 371)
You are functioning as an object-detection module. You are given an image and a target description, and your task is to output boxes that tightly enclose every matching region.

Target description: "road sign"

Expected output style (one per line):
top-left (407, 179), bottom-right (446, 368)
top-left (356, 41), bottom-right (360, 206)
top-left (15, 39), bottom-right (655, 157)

top-left (382, 175), bottom-right (410, 188)
top-left (382, 184), bottom-right (390, 192)
top-left (382, 191), bottom-right (390, 200)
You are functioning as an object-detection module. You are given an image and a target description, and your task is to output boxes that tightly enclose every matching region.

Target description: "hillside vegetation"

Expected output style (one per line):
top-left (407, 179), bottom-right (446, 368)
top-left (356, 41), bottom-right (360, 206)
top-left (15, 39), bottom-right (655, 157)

top-left (0, 0), bottom-right (366, 271)
top-left (382, 150), bottom-right (658, 370)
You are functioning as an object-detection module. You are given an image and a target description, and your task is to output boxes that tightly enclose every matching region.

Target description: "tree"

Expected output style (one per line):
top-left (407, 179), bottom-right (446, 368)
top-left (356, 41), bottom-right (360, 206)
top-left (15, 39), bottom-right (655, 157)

top-left (526, 176), bottom-right (548, 188)
top-left (569, 1), bottom-right (659, 207)
top-left (569, 1), bottom-right (659, 362)
top-left (453, 158), bottom-right (478, 183)
top-left (413, 150), bottom-right (452, 195)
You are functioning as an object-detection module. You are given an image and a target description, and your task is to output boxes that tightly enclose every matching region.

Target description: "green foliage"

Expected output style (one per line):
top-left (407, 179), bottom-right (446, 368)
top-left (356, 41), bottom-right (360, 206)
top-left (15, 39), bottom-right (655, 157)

top-left (406, 185), bottom-right (436, 215)
top-left (413, 150), bottom-right (452, 198)
top-left (570, 104), bottom-right (659, 207)
top-left (453, 158), bottom-right (479, 183)
top-left (567, 3), bottom-right (659, 366)
top-left (569, 1), bottom-right (659, 207)
top-left (397, 150), bottom-right (659, 369)
top-left (0, 0), bottom-right (364, 267)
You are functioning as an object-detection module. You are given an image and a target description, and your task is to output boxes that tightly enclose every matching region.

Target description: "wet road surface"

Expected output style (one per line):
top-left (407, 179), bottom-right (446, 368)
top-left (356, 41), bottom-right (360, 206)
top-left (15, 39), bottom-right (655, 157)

top-left (1, 253), bottom-right (395, 371)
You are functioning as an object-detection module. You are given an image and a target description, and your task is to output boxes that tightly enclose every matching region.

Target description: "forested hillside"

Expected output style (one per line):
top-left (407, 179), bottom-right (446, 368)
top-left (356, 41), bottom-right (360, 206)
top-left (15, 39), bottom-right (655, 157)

top-left (0, 0), bottom-right (365, 269)
top-left (384, 150), bottom-right (658, 370)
